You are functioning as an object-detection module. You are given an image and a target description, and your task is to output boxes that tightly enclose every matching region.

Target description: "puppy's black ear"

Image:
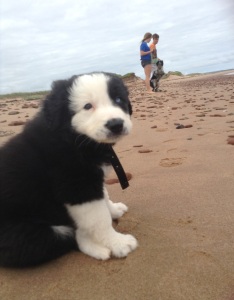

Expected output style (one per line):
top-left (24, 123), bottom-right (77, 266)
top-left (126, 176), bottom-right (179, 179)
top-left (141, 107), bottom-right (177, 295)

top-left (43, 78), bottom-right (73, 131)
top-left (124, 85), bottom-right (132, 115)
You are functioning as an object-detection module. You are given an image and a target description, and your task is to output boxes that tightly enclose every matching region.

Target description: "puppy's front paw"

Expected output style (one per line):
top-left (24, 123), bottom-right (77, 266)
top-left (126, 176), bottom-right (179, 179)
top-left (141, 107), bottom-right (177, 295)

top-left (109, 202), bottom-right (128, 219)
top-left (77, 232), bottom-right (111, 260)
top-left (109, 233), bottom-right (138, 258)
top-left (88, 246), bottom-right (111, 260)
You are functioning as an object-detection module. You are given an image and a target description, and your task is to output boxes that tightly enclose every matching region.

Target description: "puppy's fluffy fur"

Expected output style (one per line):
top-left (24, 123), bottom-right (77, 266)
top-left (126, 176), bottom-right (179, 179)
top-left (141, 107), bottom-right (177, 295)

top-left (0, 72), bottom-right (138, 267)
top-left (150, 60), bottom-right (165, 92)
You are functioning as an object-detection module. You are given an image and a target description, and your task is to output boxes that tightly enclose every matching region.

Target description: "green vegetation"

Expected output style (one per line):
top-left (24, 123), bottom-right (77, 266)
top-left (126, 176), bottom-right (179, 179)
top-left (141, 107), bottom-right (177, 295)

top-left (162, 71), bottom-right (183, 79)
top-left (0, 91), bottom-right (49, 100)
top-left (187, 73), bottom-right (202, 76)
top-left (112, 72), bottom-right (136, 79)
top-left (121, 73), bottom-right (136, 79)
top-left (0, 70), bottom-right (198, 98)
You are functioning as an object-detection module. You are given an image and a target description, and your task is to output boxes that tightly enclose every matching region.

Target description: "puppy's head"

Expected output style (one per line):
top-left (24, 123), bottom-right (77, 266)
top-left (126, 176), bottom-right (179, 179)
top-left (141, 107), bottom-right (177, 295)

top-left (68, 72), bottom-right (132, 144)
top-left (156, 60), bottom-right (164, 69)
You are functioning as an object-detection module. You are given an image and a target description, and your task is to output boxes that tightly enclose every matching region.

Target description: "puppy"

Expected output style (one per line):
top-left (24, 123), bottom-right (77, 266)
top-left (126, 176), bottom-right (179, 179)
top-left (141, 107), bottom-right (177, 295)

top-left (150, 60), bottom-right (165, 92)
top-left (0, 72), bottom-right (138, 267)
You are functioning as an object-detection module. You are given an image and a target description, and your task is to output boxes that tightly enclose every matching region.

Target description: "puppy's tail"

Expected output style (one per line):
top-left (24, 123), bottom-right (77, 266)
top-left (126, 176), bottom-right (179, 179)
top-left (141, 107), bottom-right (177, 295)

top-left (0, 222), bottom-right (77, 268)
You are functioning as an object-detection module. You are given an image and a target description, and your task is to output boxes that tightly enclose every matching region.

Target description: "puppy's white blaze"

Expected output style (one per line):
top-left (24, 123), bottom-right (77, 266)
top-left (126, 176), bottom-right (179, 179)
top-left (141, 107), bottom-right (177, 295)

top-left (72, 106), bottom-right (132, 143)
top-left (68, 73), bottom-right (132, 143)
top-left (69, 73), bottom-right (110, 112)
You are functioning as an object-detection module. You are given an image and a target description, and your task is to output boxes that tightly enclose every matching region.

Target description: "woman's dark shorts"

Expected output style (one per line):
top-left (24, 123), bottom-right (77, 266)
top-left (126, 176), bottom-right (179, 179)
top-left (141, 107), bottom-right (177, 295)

top-left (141, 60), bottom-right (151, 68)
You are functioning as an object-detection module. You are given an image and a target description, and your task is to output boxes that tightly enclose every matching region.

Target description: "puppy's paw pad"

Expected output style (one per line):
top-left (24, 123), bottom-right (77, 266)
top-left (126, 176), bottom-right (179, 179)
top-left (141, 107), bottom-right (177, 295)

top-left (110, 202), bottom-right (128, 219)
top-left (110, 234), bottom-right (138, 258)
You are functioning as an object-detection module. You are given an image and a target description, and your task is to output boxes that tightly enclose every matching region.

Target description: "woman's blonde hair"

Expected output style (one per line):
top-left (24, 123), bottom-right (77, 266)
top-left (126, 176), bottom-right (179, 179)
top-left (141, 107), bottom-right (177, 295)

top-left (141, 32), bottom-right (152, 43)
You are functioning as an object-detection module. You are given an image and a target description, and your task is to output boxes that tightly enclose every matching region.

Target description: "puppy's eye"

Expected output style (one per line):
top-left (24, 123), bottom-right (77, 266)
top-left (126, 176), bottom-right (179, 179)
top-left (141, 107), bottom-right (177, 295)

top-left (84, 103), bottom-right (93, 110)
top-left (115, 97), bottom-right (122, 104)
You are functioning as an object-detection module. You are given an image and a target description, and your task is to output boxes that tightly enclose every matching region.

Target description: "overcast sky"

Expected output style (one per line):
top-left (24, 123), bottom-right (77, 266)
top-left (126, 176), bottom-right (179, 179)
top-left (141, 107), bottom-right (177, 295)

top-left (0, 0), bottom-right (234, 94)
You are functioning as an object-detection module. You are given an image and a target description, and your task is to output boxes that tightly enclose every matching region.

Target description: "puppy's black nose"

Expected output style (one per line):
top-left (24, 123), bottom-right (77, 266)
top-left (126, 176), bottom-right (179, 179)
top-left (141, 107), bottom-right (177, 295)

top-left (105, 118), bottom-right (124, 134)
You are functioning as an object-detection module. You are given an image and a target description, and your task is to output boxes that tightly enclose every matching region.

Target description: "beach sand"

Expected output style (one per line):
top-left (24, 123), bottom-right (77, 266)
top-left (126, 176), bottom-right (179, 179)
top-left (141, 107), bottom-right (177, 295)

top-left (0, 71), bottom-right (234, 300)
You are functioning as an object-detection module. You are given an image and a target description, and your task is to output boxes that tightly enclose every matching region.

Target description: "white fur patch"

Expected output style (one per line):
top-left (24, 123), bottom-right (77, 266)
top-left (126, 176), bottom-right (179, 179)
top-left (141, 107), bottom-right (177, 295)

top-left (51, 225), bottom-right (74, 237)
top-left (103, 187), bottom-right (128, 219)
top-left (101, 164), bottom-right (112, 178)
top-left (68, 73), bottom-right (132, 143)
top-left (65, 199), bottom-right (137, 260)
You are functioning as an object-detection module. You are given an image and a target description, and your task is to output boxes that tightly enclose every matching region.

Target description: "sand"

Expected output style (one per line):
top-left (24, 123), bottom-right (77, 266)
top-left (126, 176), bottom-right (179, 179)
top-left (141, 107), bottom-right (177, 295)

top-left (0, 71), bottom-right (234, 300)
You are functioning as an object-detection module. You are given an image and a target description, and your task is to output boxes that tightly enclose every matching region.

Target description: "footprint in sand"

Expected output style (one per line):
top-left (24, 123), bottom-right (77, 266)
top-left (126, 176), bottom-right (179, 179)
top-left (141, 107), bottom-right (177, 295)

top-left (156, 128), bottom-right (168, 132)
top-left (8, 120), bottom-right (26, 126)
top-left (0, 130), bottom-right (15, 137)
top-left (159, 157), bottom-right (185, 167)
top-left (163, 139), bottom-right (176, 143)
top-left (105, 172), bottom-right (133, 185)
top-left (227, 136), bottom-right (234, 145)
top-left (167, 148), bottom-right (177, 153)
top-left (138, 149), bottom-right (153, 153)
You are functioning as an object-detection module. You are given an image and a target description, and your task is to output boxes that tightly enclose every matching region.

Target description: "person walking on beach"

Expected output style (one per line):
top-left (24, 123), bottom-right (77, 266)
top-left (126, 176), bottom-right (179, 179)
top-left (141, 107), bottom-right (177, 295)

top-left (149, 33), bottom-right (165, 92)
top-left (150, 33), bottom-right (160, 74)
top-left (140, 32), bottom-right (154, 93)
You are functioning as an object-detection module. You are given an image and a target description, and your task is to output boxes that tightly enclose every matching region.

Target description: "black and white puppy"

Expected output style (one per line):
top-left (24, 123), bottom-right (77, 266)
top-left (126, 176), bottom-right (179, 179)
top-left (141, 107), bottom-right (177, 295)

top-left (0, 72), bottom-right (138, 268)
top-left (150, 60), bottom-right (165, 92)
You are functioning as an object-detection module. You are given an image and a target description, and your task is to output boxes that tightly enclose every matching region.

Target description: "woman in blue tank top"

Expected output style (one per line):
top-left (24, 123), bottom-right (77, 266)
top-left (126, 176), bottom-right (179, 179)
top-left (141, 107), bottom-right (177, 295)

top-left (140, 32), bottom-right (153, 93)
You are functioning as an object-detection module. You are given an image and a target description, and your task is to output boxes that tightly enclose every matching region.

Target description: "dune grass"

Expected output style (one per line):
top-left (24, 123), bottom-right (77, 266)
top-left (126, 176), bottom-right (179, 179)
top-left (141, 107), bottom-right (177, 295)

top-left (0, 91), bottom-right (49, 100)
top-left (0, 71), bottom-right (186, 99)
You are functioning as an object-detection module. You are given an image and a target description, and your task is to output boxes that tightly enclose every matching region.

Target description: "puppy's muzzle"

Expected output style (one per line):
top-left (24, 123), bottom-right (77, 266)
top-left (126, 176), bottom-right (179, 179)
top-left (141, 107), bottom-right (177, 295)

top-left (105, 118), bottom-right (124, 135)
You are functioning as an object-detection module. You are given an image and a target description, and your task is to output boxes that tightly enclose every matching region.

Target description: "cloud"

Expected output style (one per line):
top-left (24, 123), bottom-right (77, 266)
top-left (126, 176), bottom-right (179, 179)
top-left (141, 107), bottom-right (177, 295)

top-left (0, 0), bottom-right (234, 93)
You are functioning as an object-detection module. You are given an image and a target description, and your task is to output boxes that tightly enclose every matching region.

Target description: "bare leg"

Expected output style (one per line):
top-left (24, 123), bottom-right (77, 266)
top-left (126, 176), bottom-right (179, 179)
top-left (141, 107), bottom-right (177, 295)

top-left (144, 64), bottom-right (153, 92)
